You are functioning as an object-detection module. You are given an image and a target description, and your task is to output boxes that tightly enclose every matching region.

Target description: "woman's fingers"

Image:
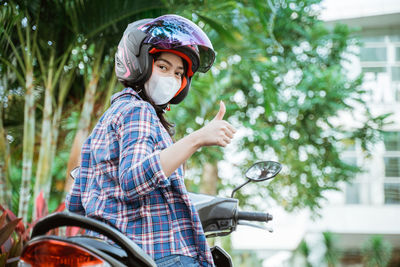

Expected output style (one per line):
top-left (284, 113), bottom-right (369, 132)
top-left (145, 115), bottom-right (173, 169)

top-left (208, 101), bottom-right (237, 147)
top-left (221, 120), bottom-right (236, 134)
top-left (218, 137), bottom-right (229, 147)
top-left (226, 123), bottom-right (237, 134)
top-left (195, 116), bottom-right (237, 147)
top-left (219, 121), bottom-right (236, 139)
top-left (223, 136), bottom-right (231, 145)
top-left (222, 125), bottom-right (235, 139)
top-left (218, 125), bottom-right (234, 147)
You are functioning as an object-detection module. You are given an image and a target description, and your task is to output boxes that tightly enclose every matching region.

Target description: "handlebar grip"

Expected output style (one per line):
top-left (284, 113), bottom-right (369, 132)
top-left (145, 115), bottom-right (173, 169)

top-left (237, 211), bottom-right (273, 222)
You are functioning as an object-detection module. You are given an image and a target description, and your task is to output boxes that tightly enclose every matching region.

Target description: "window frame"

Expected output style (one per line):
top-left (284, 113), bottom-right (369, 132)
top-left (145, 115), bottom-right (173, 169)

top-left (360, 35), bottom-right (400, 103)
top-left (383, 131), bottom-right (400, 204)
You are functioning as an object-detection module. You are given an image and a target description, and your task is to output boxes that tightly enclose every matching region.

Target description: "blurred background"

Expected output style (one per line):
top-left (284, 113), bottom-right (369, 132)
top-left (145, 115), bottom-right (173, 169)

top-left (0, 0), bottom-right (399, 266)
top-left (230, 0), bottom-right (400, 266)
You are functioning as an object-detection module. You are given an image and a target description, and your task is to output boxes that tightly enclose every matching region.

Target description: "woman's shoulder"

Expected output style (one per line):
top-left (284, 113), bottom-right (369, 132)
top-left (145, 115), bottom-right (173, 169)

top-left (110, 98), bottom-right (157, 125)
top-left (119, 99), bottom-right (155, 116)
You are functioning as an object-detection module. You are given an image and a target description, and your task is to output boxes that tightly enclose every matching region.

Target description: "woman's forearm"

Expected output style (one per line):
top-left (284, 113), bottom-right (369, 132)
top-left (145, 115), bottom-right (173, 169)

top-left (159, 131), bottom-right (201, 177)
top-left (160, 101), bottom-right (236, 177)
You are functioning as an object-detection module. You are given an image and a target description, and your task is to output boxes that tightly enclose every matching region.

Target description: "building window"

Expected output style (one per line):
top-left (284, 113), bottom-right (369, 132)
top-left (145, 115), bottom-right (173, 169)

top-left (384, 157), bottom-right (400, 177)
top-left (360, 35), bottom-right (400, 103)
top-left (396, 47), bottom-right (400, 61)
top-left (384, 183), bottom-right (400, 204)
top-left (383, 132), bottom-right (400, 204)
top-left (384, 131), bottom-right (400, 150)
top-left (360, 47), bottom-right (387, 62)
top-left (343, 156), bottom-right (360, 204)
top-left (393, 67), bottom-right (400, 81)
top-left (346, 181), bottom-right (360, 204)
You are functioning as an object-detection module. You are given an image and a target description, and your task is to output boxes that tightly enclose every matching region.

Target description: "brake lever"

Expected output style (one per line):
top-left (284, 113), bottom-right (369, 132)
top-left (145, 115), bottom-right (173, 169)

top-left (237, 220), bottom-right (273, 233)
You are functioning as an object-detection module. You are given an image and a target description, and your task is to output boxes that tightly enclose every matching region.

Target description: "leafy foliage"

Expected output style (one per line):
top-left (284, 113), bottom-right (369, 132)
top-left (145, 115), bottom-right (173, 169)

top-left (167, 0), bottom-right (390, 213)
top-left (292, 239), bottom-right (312, 267)
top-left (0, 208), bottom-right (23, 267)
top-left (1, 0), bottom-right (390, 219)
top-left (0, 0), bottom-right (166, 219)
top-left (321, 231), bottom-right (341, 267)
top-left (0, 1), bottom-right (394, 266)
top-left (362, 235), bottom-right (392, 267)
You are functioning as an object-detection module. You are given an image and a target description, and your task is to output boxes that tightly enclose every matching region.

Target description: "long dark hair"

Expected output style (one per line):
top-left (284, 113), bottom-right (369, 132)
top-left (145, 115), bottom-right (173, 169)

top-left (138, 88), bottom-right (176, 137)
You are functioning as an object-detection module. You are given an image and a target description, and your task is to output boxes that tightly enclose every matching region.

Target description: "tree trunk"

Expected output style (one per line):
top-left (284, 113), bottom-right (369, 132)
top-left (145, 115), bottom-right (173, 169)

top-left (200, 162), bottom-right (219, 196)
top-left (0, 69), bottom-right (13, 209)
top-left (199, 162), bottom-right (219, 246)
top-left (18, 66), bottom-right (35, 222)
top-left (64, 72), bottom-right (99, 193)
top-left (0, 88), bottom-right (10, 208)
top-left (49, 70), bottom-right (75, 198)
top-left (33, 54), bottom-right (55, 219)
top-left (64, 130), bottom-right (88, 193)
top-left (64, 43), bottom-right (104, 194)
top-left (99, 73), bottom-right (117, 116)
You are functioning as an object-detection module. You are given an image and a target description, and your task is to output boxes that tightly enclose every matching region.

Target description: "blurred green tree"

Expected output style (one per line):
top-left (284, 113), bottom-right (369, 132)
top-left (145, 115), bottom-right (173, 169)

top-left (0, 0), bottom-right (390, 222)
top-left (0, 0), bottom-right (167, 220)
top-left (362, 235), bottom-right (392, 267)
top-left (292, 239), bottom-right (313, 267)
top-left (167, 0), bottom-right (389, 213)
top-left (0, 2), bottom-right (38, 222)
top-left (321, 231), bottom-right (341, 267)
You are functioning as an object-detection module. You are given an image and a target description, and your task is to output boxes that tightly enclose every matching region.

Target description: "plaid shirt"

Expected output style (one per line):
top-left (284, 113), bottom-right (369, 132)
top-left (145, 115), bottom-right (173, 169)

top-left (66, 88), bottom-right (214, 266)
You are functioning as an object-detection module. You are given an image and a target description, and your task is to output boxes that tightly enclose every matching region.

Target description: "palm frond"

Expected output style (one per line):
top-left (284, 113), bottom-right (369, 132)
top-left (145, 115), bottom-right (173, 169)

top-left (66, 0), bottom-right (167, 40)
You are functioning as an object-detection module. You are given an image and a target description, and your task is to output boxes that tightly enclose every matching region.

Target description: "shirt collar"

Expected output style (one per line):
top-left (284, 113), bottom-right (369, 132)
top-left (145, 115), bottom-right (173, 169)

top-left (111, 87), bottom-right (142, 104)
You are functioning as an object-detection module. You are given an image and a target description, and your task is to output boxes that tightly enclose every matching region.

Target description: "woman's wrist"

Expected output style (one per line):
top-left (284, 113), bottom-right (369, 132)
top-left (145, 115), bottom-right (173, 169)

top-left (187, 130), bottom-right (203, 150)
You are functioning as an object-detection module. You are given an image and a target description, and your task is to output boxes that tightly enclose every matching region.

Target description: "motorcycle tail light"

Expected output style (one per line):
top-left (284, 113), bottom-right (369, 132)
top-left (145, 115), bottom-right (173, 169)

top-left (19, 239), bottom-right (111, 266)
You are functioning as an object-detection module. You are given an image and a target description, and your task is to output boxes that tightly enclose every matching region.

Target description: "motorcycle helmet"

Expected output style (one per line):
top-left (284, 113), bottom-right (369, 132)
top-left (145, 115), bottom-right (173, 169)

top-left (115, 14), bottom-right (216, 105)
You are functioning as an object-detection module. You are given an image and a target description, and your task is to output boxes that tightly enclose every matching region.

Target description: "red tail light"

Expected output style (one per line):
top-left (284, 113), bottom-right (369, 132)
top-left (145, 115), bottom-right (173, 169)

top-left (19, 239), bottom-right (110, 266)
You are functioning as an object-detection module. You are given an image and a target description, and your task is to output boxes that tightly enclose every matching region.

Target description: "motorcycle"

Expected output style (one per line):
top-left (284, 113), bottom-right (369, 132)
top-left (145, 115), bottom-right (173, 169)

top-left (18, 161), bottom-right (282, 267)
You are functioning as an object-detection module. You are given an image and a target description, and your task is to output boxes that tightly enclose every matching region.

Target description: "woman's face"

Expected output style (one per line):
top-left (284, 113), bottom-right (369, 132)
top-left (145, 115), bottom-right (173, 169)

top-left (153, 52), bottom-right (184, 83)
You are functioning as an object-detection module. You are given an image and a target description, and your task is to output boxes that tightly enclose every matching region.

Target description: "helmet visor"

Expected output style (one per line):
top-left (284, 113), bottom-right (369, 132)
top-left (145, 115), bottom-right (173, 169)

top-left (139, 14), bottom-right (215, 73)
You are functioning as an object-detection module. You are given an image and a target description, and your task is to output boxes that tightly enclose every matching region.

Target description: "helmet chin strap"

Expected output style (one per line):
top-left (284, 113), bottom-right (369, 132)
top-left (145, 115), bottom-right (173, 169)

top-left (157, 103), bottom-right (170, 113)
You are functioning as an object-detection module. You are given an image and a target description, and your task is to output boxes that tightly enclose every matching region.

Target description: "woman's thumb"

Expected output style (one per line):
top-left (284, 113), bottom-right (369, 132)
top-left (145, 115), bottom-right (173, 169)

top-left (214, 101), bottom-right (226, 120)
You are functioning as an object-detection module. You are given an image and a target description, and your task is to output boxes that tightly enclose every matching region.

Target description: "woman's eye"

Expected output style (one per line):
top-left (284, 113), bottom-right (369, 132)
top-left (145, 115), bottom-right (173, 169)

top-left (158, 65), bottom-right (167, 70)
top-left (176, 72), bottom-right (183, 78)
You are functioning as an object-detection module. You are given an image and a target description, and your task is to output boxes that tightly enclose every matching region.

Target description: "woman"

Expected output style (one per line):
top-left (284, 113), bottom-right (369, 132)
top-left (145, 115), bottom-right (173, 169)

top-left (66, 14), bottom-right (236, 267)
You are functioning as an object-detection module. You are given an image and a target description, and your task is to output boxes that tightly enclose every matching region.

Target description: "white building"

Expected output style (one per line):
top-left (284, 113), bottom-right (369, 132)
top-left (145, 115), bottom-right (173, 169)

top-left (232, 0), bottom-right (400, 266)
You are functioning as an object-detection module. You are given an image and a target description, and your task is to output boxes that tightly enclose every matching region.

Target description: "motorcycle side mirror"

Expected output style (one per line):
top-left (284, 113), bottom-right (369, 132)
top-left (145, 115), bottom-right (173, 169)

top-left (245, 161), bottom-right (282, 182)
top-left (231, 161), bottom-right (282, 198)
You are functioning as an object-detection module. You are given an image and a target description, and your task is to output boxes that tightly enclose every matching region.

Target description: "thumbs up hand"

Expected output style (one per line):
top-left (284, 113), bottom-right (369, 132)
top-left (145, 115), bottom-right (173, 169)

top-left (193, 101), bottom-right (236, 148)
top-left (213, 100), bottom-right (226, 121)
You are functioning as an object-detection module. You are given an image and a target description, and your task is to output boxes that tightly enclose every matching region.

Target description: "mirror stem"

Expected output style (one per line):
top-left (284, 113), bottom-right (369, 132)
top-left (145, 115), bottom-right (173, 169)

top-left (231, 179), bottom-right (251, 198)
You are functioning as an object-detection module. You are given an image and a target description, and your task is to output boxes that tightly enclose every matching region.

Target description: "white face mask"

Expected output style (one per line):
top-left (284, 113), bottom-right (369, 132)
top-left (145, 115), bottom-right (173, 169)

top-left (144, 73), bottom-right (182, 105)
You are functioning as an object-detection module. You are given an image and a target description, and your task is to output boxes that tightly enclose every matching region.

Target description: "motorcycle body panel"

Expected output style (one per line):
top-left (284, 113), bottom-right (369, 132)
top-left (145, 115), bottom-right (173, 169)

top-left (210, 246), bottom-right (233, 267)
top-left (189, 193), bottom-right (238, 234)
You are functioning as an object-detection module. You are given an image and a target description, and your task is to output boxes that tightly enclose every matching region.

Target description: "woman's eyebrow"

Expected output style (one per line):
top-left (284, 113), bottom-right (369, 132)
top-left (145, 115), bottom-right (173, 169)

top-left (157, 58), bottom-right (184, 71)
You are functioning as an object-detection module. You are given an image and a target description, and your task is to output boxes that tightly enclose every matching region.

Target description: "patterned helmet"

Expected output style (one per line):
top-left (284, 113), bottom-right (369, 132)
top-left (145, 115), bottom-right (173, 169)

top-left (115, 14), bottom-right (215, 104)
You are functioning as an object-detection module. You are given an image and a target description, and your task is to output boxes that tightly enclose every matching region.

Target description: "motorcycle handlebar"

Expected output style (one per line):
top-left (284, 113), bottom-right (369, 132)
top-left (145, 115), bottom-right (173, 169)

top-left (237, 211), bottom-right (273, 222)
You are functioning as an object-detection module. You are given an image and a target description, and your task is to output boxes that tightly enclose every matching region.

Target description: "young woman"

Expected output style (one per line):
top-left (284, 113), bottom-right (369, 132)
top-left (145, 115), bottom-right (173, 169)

top-left (66, 14), bottom-right (236, 267)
